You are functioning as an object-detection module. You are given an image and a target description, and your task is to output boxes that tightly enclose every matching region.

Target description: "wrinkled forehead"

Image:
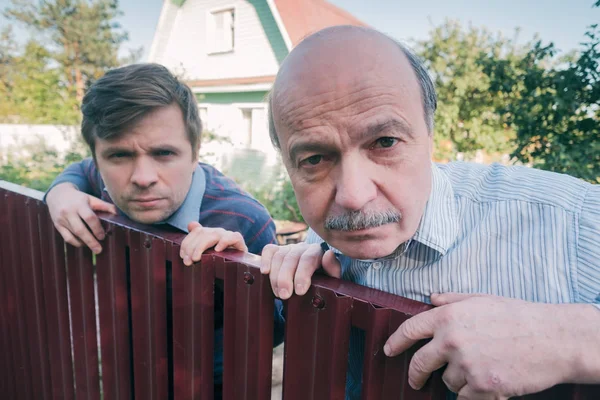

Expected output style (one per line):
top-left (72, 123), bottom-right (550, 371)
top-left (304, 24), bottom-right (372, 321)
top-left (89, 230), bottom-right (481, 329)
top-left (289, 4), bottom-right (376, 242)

top-left (271, 32), bottom-right (421, 144)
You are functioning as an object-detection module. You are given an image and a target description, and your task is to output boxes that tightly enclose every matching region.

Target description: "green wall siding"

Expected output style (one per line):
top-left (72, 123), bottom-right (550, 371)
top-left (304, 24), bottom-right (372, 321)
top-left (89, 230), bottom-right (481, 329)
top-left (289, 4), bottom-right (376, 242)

top-left (246, 0), bottom-right (289, 64)
top-left (196, 91), bottom-right (269, 104)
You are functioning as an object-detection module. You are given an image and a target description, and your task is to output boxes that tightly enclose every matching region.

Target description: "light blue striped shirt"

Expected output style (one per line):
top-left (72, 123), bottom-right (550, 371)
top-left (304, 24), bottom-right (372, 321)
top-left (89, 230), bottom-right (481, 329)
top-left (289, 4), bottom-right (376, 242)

top-left (305, 162), bottom-right (600, 398)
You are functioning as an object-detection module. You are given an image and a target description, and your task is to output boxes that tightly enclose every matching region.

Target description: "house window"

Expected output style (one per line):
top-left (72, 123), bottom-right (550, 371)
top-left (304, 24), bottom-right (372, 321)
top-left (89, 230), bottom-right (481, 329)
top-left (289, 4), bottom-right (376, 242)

top-left (198, 107), bottom-right (208, 129)
top-left (208, 8), bottom-right (235, 53)
top-left (241, 108), bottom-right (252, 147)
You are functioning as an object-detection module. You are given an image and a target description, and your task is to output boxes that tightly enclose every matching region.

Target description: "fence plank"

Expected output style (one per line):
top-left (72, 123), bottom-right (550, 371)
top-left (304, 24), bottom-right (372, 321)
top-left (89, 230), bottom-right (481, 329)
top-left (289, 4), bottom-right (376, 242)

top-left (222, 261), bottom-right (274, 400)
top-left (129, 232), bottom-right (168, 400)
top-left (2, 192), bottom-right (34, 400)
top-left (38, 206), bottom-right (75, 400)
top-left (67, 245), bottom-right (101, 399)
top-left (20, 199), bottom-right (53, 399)
top-left (0, 190), bottom-right (18, 398)
top-left (283, 286), bottom-right (353, 400)
top-left (96, 225), bottom-right (132, 400)
top-left (171, 249), bottom-right (216, 400)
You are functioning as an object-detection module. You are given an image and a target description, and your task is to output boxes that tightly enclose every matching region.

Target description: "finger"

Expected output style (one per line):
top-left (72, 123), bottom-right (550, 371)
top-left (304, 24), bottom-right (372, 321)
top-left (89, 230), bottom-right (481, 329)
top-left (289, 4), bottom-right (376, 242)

top-left (214, 231), bottom-right (248, 252)
top-left (188, 231), bottom-right (223, 264)
top-left (276, 246), bottom-right (309, 299)
top-left (66, 215), bottom-right (102, 254)
top-left (88, 196), bottom-right (118, 215)
top-left (431, 292), bottom-right (489, 306)
top-left (442, 364), bottom-right (468, 394)
top-left (269, 246), bottom-right (292, 298)
top-left (78, 207), bottom-right (106, 241)
top-left (179, 233), bottom-right (199, 266)
top-left (293, 244), bottom-right (325, 295)
top-left (56, 226), bottom-right (84, 248)
top-left (408, 339), bottom-right (448, 390)
top-left (384, 308), bottom-right (440, 357)
top-left (321, 250), bottom-right (342, 278)
top-left (187, 221), bottom-right (202, 232)
top-left (260, 244), bottom-right (278, 274)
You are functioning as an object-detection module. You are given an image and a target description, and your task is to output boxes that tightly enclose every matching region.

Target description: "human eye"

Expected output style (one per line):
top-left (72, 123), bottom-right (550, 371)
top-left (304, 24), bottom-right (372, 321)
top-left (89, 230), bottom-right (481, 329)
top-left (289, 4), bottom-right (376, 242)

top-left (371, 137), bottom-right (399, 149)
top-left (153, 149), bottom-right (176, 157)
top-left (108, 151), bottom-right (132, 159)
top-left (298, 155), bottom-right (324, 168)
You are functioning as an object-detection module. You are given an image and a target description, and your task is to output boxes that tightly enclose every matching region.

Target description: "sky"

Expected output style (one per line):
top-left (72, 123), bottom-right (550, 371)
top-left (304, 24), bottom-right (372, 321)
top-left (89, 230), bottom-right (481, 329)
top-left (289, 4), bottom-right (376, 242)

top-left (1, 0), bottom-right (599, 60)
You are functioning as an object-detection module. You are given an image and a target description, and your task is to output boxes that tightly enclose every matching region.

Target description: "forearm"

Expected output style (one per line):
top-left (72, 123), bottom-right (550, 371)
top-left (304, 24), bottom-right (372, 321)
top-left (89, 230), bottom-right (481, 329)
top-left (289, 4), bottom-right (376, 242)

top-left (44, 158), bottom-right (97, 201)
top-left (560, 303), bottom-right (600, 384)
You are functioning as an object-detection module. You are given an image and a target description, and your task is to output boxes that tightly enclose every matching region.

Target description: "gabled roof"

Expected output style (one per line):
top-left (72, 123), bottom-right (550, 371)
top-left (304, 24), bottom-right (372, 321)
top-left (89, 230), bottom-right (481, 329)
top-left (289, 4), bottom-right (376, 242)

top-left (273, 0), bottom-right (367, 47)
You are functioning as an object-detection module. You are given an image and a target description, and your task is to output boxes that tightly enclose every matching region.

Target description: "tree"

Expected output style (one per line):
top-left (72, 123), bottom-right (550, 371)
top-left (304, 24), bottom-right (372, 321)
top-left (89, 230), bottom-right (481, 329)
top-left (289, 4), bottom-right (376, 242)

top-left (415, 21), bottom-right (521, 162)
top-left (0, 37), bottom-right (80, 124)
top-left (483, 3), bottom-right (600, 182)
top-left (4, 0), bottom-right (128, 106)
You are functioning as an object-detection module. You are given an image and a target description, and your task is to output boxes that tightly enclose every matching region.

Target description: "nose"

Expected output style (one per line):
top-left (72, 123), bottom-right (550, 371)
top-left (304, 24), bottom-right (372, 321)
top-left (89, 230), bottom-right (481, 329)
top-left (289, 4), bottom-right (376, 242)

top-left (334, 156), bottom-right (377, 211)
top-left (130, 157), bottom-right (158, 188)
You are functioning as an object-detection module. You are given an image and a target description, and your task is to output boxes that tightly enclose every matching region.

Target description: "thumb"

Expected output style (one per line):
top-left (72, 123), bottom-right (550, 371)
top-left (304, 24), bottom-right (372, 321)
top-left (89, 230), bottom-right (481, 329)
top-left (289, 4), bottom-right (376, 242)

top-left (322, 250), bottom-right (341, 278)
top-left (187, 221), bottom-right (202, 232)
top-left (430, 292), bottom-right (488, 306)
top-left (88, 196), bottom-right (118, 215)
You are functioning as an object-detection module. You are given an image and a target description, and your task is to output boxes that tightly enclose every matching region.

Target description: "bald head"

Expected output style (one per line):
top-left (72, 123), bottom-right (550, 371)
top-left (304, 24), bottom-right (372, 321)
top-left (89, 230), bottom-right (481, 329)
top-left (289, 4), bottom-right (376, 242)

top-left (268, 26), bottom-right (437, 150)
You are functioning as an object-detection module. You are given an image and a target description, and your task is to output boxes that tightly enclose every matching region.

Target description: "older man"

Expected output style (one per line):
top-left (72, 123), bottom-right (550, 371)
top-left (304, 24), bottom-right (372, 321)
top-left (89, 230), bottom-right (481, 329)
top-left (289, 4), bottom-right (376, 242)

top-left (261, 26), bottom-right (600, 399)
top-left (45, 63), bottom-right (284, 398)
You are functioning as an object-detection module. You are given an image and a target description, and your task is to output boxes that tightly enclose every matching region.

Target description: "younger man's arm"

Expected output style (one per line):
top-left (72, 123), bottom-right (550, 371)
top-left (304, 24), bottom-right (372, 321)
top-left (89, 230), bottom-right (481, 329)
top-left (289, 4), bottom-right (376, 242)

top-left (45, 158), bottom-right (117, 254)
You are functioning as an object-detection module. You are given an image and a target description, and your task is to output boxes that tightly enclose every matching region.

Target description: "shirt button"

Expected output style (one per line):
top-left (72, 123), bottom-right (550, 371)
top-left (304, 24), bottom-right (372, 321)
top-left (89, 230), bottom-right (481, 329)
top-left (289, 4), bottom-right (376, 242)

top-left (372, 262), bottom-right (382, 270)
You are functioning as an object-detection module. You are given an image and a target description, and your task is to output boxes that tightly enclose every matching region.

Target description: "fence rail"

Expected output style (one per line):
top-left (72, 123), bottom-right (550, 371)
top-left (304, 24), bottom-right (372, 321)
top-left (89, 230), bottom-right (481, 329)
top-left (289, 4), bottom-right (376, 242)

top-left (0, 180), bottom-right (598, 399)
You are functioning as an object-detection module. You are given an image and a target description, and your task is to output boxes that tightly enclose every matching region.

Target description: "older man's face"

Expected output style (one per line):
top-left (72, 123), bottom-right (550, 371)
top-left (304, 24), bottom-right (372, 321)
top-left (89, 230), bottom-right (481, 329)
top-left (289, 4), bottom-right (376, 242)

top-left (273, 31), bottom-right (433, 259)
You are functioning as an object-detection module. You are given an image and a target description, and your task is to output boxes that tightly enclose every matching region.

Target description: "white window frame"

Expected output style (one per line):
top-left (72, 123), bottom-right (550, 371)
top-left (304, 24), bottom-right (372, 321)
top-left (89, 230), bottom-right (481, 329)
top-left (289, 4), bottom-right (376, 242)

top-left (206, 5), bottom-right (236, 55)
top-left (233, 103), bottom-right (267, 149)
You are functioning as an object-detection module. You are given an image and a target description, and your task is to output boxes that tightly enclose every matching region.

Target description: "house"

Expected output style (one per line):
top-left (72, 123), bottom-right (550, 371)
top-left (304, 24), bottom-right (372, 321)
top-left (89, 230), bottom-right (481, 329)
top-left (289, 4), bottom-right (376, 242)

top-left (148, 0), bottom-right (365, 177)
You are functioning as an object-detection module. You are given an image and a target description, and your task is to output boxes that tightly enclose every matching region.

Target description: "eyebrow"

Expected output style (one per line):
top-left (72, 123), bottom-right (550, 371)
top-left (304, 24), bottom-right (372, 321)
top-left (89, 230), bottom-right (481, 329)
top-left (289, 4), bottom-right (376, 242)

top-left (100, 144), bottom-right (180, 158)
top-left (288, 142), bottom-right (337, 164)
top-left (362, 118), bottom-right (415, 141)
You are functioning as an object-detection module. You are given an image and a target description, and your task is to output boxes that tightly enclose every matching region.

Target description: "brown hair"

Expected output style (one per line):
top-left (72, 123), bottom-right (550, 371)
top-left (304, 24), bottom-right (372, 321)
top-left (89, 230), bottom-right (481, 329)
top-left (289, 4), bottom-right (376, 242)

top-left (81, 63), bottom-right (202, 158)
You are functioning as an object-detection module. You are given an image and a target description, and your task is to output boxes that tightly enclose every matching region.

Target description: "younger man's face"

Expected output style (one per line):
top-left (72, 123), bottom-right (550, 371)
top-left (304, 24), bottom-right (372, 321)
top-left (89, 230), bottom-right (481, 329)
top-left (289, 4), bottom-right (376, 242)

top-left (94, 104), bottom-right (197, 224)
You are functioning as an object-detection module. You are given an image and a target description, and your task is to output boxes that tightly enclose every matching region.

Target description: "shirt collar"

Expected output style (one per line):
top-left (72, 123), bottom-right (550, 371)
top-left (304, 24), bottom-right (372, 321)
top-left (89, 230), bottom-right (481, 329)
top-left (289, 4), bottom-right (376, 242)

top-left (411, 163), bottom-right (459, 256)
top-left (164, 164), bottom-right (206, 233)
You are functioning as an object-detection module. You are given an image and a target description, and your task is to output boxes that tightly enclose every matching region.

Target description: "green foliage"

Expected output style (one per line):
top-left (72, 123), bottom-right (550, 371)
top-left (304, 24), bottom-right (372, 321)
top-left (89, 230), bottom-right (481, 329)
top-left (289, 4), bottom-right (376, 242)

top-left (0, 34), bottom-right (79, 124)
top-left (1, 0), bottom-right (134, 124)
top-left (0, 136), bottom-right (88, 191)
top-left (482, 23), bottom-right (600, 182)
top-left (247, 174), bottom-right (303, 223)
top-left (415, 21), bottom-right (522, 161)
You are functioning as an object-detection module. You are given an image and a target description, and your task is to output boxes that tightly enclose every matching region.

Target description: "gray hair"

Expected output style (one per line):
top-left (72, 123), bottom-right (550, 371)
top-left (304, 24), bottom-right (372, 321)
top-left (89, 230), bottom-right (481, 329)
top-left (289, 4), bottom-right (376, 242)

top-left (324, 209), bottom-right (402, 231)
top-left (268, 33), bottom-right (437, 150)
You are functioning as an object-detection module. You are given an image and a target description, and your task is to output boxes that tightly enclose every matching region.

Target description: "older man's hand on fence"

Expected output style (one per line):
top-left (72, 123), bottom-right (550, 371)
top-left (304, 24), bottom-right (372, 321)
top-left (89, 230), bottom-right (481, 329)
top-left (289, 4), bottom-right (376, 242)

top-left (179, 221), bottom-right (248, 266)
top-left (46, 183), bottom-right (118, 254)
top-left (260, 243), bottom-right (341, 299)
top-left (383, 293), bottom-right (599, 399)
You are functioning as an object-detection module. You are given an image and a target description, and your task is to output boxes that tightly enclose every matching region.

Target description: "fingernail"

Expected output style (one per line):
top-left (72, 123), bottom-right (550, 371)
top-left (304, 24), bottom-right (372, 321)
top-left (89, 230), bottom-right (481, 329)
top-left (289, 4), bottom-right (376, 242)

top-left (279, 289), bottom-right (289, 299)
top-left (295, 283), bottom-right (305, 294)
top-left (183, 256), bottom-right (190, 265)
top-left (384, 343), bottom-right (391, 357)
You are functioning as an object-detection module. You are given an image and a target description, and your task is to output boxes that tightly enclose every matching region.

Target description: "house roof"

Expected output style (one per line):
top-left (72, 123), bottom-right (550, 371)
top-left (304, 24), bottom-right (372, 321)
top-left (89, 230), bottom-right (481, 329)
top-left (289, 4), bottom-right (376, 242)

top-left (274, 0), bottom-right (367, 46)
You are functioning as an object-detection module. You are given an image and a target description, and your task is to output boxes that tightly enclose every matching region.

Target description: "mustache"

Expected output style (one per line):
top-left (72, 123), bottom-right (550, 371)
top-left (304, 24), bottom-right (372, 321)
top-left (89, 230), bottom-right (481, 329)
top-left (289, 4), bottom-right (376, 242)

top-left (324, 209), bottom-right (402, 231)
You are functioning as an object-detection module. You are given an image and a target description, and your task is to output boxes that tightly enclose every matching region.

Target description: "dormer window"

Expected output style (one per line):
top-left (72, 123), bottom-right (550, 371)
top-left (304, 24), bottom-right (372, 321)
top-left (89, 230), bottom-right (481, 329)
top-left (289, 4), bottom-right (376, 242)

top-left (208, 7), bottom-right (235, 54)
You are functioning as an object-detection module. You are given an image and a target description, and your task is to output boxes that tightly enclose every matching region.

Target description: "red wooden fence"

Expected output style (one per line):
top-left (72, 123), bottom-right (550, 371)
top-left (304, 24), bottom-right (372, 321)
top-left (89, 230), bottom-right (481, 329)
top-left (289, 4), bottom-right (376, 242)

top-left (0, 180), bottom-right (598, 399)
